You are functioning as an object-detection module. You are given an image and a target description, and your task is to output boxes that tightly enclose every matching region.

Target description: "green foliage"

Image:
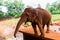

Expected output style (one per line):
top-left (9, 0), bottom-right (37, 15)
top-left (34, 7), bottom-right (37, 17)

top-left (52, 10), bottom-right (60, 14)
top-left (46, 1), bottom-right (60, 14)
top-left (0, 0), bottom-right (3, 5)
top-left (0, 11), bottom-right (4, 18)
top-left (0, 0), bottom-right (24, 19)
top-left (6, 0), bottom-right (24, 18)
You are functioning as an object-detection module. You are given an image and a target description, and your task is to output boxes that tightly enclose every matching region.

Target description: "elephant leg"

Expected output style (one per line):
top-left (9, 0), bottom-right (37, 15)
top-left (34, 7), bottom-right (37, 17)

top-left (32, 23), bottom-right (38, 36)
top-left (43, 24), bottom-right (45, 30)
top-left (46, 21), bottom-right (50, 33)
top-left (24, 21), bottom-right (27, 27)
top-left (25, 21), bottom-right (27, 24)
top-left (38, 23), bottom-right (44, 38)
top-left (46, 24), bottom-right (49, 33)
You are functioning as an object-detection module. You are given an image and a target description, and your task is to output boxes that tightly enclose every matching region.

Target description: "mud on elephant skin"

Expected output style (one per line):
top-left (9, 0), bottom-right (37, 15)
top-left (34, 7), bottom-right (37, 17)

top-left (14, 8), bottom-right (51, 38)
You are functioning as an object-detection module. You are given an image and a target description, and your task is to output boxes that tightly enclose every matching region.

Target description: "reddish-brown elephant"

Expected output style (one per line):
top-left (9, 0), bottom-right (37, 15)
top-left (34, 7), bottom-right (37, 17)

top-left (14, 8), bottom-right (51, 38)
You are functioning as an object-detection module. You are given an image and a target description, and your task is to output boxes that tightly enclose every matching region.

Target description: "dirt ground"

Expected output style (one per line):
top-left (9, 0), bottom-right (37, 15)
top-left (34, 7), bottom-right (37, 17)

top-left (19, 25), bottom-right (60, 40)
top-left (0, 19), bottom-right (60, 40)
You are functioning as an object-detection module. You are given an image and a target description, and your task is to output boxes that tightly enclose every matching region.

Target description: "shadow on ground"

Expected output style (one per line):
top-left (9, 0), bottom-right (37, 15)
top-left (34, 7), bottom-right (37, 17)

top-left (19, 31), bottom-right (54, 40)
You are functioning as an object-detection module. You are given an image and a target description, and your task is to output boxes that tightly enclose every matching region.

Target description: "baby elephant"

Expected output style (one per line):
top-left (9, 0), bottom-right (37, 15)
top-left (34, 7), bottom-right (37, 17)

top-left (14, 8), bottom-right (51, 38)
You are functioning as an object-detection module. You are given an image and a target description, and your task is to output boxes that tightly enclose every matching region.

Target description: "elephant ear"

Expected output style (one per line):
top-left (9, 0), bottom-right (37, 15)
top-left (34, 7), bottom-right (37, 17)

top-left (24, 8), bottom-right (31, 15)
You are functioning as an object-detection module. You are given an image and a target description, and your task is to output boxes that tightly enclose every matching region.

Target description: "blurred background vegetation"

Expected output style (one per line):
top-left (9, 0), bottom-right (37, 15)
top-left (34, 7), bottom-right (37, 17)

top-left (46, 1), bottom-right (60, 14)
top-left (0, 0), bottom-right (60, 21)
top-left (0, 0), bottom-right (24, 19)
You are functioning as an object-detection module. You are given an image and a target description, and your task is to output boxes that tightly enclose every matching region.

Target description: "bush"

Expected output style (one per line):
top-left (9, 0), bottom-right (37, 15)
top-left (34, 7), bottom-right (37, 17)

top-left (46, 2), bottom-right (60, 14)
top-left (0, 11), bottom-right (4, 19)
top-left (0, 0), bottom-right (24, 19)
top-left (52, 10), bottom-right (60, 14)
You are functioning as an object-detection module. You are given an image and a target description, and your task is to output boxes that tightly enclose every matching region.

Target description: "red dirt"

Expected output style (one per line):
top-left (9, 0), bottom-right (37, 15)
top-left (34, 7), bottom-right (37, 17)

top-left (0, 19), bottom-right (60, 40)
top-left (19, 26), bottom-right (60, 40)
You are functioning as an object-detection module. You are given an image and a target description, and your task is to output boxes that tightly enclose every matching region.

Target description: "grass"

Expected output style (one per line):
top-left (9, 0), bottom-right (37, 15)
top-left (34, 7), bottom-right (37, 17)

top-left (0, 18), bottom-right (19, 26)
top-left (52, 14), bottom-right (60, 23)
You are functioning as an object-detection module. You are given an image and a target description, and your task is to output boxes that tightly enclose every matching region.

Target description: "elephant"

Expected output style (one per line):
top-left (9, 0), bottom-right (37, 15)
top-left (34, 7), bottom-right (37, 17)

top-left (36, 8), bottom-right (51, 32)
top-left (14, 8), bottom-right (51, 38)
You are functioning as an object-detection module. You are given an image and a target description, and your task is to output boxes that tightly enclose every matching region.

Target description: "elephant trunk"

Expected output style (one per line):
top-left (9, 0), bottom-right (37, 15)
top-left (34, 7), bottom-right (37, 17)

top-left (14, 15), bottom-right (27, 37)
